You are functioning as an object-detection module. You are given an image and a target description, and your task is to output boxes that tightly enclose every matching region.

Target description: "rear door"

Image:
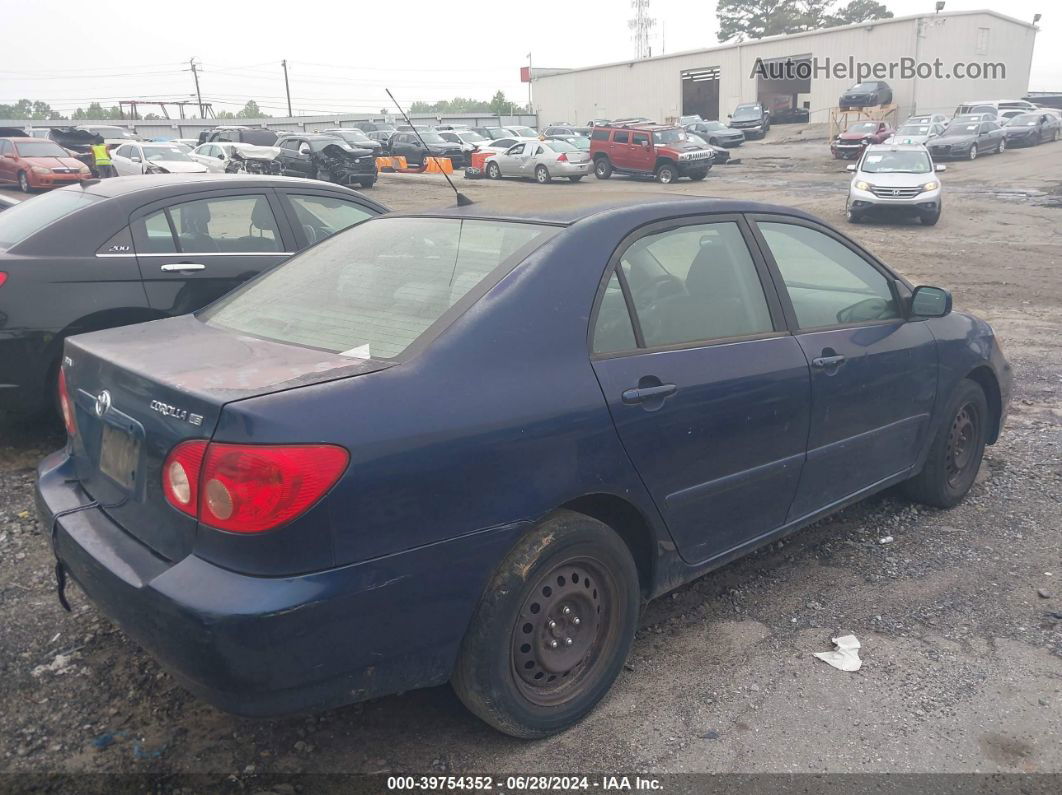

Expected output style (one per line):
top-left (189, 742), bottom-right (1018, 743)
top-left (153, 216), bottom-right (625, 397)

top-left (749, 215), bottom-right (936, 520)
top-left (131, 188), bottom-right (296, 315)
top-left (590, 216), bottom-right (811, 564)
top-left (275, 188), bottom-right (380, 247)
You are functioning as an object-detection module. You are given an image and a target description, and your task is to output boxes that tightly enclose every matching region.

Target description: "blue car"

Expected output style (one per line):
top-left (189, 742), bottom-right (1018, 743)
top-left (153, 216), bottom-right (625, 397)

top-left (37, 196), bottom-right (1011, 737)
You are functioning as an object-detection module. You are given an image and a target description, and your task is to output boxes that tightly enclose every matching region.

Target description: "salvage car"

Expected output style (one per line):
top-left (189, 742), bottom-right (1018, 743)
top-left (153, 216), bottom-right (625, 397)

top-left (485, 139), bottom-right (590, 183)
top-left (885, 122), bottom-right (945, 146)
top-left (37, 195), bottom-right (1011, 739)
top-left (927, 120), bottom-right (1006, 160)
top-left (727, 103), bottom-right (770, 139)
top-left (0, 137), bottom-right (91, 192)
top-left (543, 125), bottom-right (589, 138)
top-left (685, 120), bottom-right (744, 147)
top-left (839, 81), bottom-right (893, 109)
top-left (112, 143), bottom-right (210, 176)
top-left (591, 124), bottom-right (712, 183)
top-left (319, 128), bottom-right (384, 156)
top-left (831, 121), bottom-right (894, 159)
top-left (275, 134), bottom-right (377, 188)
top-left (201, 126), bottom-right (280, 147)
top-left (0, 175), bottom-right (386, 415)
top-left (845, 144), bottom-right (945, 225)
top-left (1002, 112), bottom-right (1061, 146)
top-left (387, 130), bottom-right (467, 168)
top-left (191, 142), bottom-right (282, 175)
top-left (544, 133), bottom-right (591, 152)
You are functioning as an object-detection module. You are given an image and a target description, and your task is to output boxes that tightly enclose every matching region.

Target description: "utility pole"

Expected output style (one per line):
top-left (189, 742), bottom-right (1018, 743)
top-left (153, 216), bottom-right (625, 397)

top-left (190, 58), bottom-right (203, 118)
top-left (282, 59), bottom-right (293, 117)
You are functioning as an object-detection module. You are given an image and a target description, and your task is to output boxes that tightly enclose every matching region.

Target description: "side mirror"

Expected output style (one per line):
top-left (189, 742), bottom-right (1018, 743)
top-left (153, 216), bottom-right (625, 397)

top-left (910, 286), bottom-right (952, 318)
top-left (846, 164), bottom-right (856, 172)
top-left (217, 153), bottom-right (224, 159)
top-left (935, 163), bottom-right (947, 172)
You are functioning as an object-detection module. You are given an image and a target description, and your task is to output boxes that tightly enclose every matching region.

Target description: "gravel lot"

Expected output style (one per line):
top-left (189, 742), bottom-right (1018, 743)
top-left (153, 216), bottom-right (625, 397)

top-left (1, 132), bottom-right (1060, 780)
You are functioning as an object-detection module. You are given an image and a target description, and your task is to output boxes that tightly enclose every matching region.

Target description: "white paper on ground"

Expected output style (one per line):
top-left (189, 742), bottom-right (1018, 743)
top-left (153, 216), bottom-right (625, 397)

top-left (813, 634), bottom-right (862, 672)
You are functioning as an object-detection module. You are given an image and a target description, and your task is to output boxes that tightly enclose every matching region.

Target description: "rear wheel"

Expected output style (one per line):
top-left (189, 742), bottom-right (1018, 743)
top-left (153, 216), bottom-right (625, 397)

top-left (968, 146), bottom-right (978, 160)
top-left (535, 165), bottom-right (551, 184)
top-left (487, 161), bottom-right (501, 180)
top-left (655, 163), bottom-right (676, 184)
top-left (17, 171), bottom-right (31, 193)
top-left (594, 158), bottom-right (612, 179)
top-left (996, 137), bottom-right (1006, 154)
top-left (452, 511), bottom-right (639, 738)
top-left (903, 379), bottom-right (988, 508)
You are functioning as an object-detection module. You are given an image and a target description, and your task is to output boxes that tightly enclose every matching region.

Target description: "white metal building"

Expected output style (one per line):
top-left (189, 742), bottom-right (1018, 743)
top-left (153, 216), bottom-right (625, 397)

top-left (532, 10), bottom-right (1038, 126)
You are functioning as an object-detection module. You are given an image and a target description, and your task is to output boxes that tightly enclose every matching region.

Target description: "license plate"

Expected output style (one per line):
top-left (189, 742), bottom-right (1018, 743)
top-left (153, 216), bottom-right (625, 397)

top-left (99, 423), bottom-right (140, 490)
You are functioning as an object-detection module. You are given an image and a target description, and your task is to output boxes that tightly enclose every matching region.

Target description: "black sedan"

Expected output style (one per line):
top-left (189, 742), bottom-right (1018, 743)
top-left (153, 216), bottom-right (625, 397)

top-left (926, 120), bottom-right (1007, 160)
top-left (685, 120), bottom-right (744, 147)
top-left (275, 135), bottom-right (378, 188)
top-left (839, 80), bottom-right (893, 109)
top-left (0, 175), bottom-right (386, 415)
top-left (387, 131), bottom-right (468, 168)
top-left (1003, 112), bottom-right (1061, 147)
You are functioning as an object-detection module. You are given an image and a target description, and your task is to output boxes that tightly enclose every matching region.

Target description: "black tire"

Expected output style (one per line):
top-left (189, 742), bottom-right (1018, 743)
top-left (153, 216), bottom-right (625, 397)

top-left (968, 146), bottom-right (978, 161)
top-left (996, 138), bottom-right (1006, 154)
top-left (903, 379), bottom-right (989, 508)
top-left (709, 138), bottom-right (719, 146)
top-left (688, 170), bottom-right (708, 181)
top-left (358, 178), bottom-right (374, 189)
top-left (845, 199), bottom-right (862, 224)
top-left (921, 210), bottom-right (941, 226)
top-left (17, 171), bottom-right (31, 193)
top-left (487, 161), bottom-right (501, 180)
top-left (655, 162), bottom-right (676, 184)
top-left (452, 510), bottom-right (639, 738)
top-left (594, 157), bottom-right (612, 179)
top-left (535, 165), bottom-right (551, 184)
top-left (569, 175), bottom-right (583, 183)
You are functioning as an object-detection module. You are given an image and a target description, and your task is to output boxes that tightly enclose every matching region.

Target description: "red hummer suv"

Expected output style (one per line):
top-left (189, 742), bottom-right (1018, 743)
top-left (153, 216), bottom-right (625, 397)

top-left (589, 123), bottom-right (713, 183)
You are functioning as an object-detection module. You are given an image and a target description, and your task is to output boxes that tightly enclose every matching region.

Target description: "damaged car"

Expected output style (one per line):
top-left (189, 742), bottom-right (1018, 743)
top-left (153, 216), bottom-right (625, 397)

top-left (275, 134), bottom-right (377, 189)
top-left (191, 142), bottom-right (282, 175)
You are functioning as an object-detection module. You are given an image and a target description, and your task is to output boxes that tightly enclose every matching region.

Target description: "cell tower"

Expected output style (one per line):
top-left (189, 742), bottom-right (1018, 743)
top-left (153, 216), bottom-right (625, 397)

top-left (628, 0), bottom-right (656, 59)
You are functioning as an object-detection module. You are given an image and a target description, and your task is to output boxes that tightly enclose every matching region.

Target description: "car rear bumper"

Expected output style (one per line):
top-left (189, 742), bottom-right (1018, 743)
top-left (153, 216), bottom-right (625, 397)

top-left (550, 161), bottom-right (591, 176)
top-left (37, 450), bottom-right (525, 717)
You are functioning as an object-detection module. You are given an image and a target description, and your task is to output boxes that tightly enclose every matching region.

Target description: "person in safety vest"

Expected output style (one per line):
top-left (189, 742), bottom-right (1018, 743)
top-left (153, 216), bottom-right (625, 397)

top-left (91, 137), bottom-right (115, 178)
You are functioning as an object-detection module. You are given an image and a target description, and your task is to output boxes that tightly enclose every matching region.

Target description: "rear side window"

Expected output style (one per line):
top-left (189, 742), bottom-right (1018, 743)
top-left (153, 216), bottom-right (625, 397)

top-left (287, 194), bottom-right (373, 242)
top-left (613, 131), bottom-right (630, 144)
top-left (592, 271), bottom-right (636, 354)
top-left (202, 217), bottom-right (558, 359)
top-left (632, 133), bottom-right (649, 145)
top-left (0, 190), bottom-right (102, 249)
top-left (590, 129), bottom-right (609, 141)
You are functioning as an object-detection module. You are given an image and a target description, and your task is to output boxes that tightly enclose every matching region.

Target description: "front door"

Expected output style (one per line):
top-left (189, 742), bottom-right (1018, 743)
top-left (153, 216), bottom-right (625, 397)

top-left (629, 131), bottom-right (654, 172)
top-left (590, 217), bottom-right (811, 564)
top-left (131, 190), bottom-right (296, 315)
top-left (751, 216), bottom-right (937, 520)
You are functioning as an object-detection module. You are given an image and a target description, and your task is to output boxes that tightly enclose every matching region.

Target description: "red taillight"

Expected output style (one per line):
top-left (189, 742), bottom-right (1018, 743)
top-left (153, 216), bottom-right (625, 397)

top-left (162, 442), bottom-right (348, 534)
top-left (557, 153), bottom-right (568, 162)
top-left (0, 272), bottom-right (7, 288)
top-left (57, 368), bottom-right (77, 438)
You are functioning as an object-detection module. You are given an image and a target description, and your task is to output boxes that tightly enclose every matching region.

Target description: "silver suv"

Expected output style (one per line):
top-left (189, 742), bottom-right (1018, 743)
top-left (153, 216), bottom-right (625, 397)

top-left (846, 144), bottom-right (945, 226)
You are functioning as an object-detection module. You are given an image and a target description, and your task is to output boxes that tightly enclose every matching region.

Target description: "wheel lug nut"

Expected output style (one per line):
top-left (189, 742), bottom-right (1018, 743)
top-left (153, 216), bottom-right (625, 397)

top-left (550, 639), bottom-right (559, 649)
top-left (548, 620), bottom-right (557, 630)
top-left (572, 616), bottom-right (581, 625)
top-left (562, 606), bottom-right (571, 616)
top-left (565, 637), bottom-right (573, 646)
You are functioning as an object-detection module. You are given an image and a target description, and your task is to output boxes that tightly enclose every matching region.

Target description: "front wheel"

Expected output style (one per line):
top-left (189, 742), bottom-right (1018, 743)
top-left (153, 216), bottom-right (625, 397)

top-left (845, 198), bottom-right (861, 223)
top-left (17, 171), bottom-right (31, 193)
top-left (452, 511), bottom-right (639, 738)
top-left (655, 163), bottom-right (676, 184)
top-left (535, 165), bottom-right (551, 184)
top-left (358, 178), bottom-right (375, 189)
top-left (487, 161), bottom-right (501, 180)
top-left (996, 138), bottom-right (1006, 154)
top-left (903, 379), bottom-right (988, 508)
top-left (968, 146), bottom-right (978, 161)
top-left (921, 209), bottom-right (941, 226)
top-left (594, 158), bottom-right (612, 179)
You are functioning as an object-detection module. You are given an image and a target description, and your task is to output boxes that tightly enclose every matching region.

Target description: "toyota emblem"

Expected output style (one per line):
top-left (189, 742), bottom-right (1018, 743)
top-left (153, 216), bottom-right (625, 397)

top-left (94, 390), bottom-right (112, 417)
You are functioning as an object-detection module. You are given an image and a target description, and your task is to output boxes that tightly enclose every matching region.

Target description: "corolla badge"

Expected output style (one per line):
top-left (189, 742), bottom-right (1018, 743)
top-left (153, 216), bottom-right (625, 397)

top-left (94, 390), bottom-right (112, 417)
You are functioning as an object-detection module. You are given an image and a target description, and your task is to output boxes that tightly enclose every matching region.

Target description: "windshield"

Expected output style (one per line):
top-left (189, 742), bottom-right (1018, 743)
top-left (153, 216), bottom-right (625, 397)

top-left (847, 123), bottom-right (878, 134)
top-left (732, 105), bottom-right (761, 120)
top-left (328, 131), bottom-right (372, 144)
top-left (459, 131), bottom-right (486, 143)
top-left (415, 132), bottom-right (445, 143)
top-left (13, 141), bottom-right (69, 157)
top-left (201, 217), bottom-right (559, 359)
top-left (1008, 114), bottom-right (1041, 126)
top-left (0, 190), bottom-right (101, 249)
top-left (652, 128), bottom-right (687, 144)
top-left (860, 150), bottom-right (932, 174)
top-left (143, 146), bottom-right (193, 162)
top-left (898, 125), bottom-right (931, 136)
top-left (944, 123), bottom-right (980, 135)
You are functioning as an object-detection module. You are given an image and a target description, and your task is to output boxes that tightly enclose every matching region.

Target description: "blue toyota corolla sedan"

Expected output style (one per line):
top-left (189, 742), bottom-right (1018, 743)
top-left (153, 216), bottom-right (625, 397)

top-left (37, 196), bottom-right (1011, 737)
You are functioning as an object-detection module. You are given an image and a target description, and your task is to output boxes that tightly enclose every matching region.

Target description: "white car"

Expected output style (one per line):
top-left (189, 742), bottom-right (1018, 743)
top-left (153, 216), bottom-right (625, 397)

top-left (845, 143), bottom-right (945, 226)
top-left (904, 113), bottom-right (948, 126)
top-left (111, 142), bottom-right (209, 175)
top-left (484, 139), bottom-right (591, 183)
top-left (886, 122), bottom-right (946, 145)
top-left (475, 136), bottom-right (539, 156)
top-left (191, 142), bottom-right (282, 173)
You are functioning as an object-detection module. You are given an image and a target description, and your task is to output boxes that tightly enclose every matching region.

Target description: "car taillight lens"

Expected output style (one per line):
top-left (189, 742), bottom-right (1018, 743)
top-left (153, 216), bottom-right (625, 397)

top-left (162, 441), bottom-right (348, 534)
top-left (557, 153), bottom-right (568, 162)
top-left (57, 368), bottom-right (77, 438)
top-left (0, 272), bottom-right (7, 288)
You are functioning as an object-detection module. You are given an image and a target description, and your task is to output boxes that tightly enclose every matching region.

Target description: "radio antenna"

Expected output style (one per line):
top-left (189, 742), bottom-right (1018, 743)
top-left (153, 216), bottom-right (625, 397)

top-left (386, 88), bottom-right (473, 207)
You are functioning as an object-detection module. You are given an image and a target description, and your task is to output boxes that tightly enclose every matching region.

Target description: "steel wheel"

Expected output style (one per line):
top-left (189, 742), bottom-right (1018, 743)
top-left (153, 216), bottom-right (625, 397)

top-left (945, 402), bottom-right (980, 488)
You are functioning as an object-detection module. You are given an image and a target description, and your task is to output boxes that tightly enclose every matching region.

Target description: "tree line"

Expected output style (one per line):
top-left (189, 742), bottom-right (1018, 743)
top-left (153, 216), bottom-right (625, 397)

top-left (716, 0), bottom-right (893, 42)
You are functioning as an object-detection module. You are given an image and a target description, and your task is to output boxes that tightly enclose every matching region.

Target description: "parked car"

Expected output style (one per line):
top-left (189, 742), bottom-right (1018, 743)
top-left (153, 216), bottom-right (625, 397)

top-left (472, 126), bottom-right (516, 141)
top-left (1002, 112), bottom-right (1061, 146)
top-left (685, 120), bottom-right (744, 147)
top-left (111, 142), bottom-right (210, 176)
top-left (276, 135), bottom-right (377, 188)
top-left (201, 126), bottom-right (280, 147)
top-left (591, 124), bottom-right (712, 183)
top-left (885, 122), bottom-right (946, 146)
top-left (438, 130), bottom-right (490, 149)
top-left (77, 125), bottom-right (140, 144)
top-left (319, 128), bottom-right (384, 156)
top-left (684, 134), bottom-right (731, 164)
top-left (38, 196), bottom-right (1010, 739)
top-left (831, 121), bottom-right (894, 159)
top-left (387, 130), bottom-right (468, 168)
top-left (0, 175), bottom-right (386, 415)
top-left (905, 113), bottom-right (948, 126)
top-left (366, 130), bottom-right (396, 145)
top-left (543, 125), bottom-right (589, 138)
top-left (927, 120), bottom-right (1006, 160)
top-left (191, 142), bottom-right (282, 175)
top-left (611, 117), bottom-right (653, 125)
top-left (845, 144), bottom-right (945, 225)
top-left (0, 137), bottom-right (91, 192)
top-left (954, 100), bottom-right (1035, 119)
top-left (475, 137), bottom-right (540, 157)
top-left (677, 114), bottom-right (703, 126)
top-left (351, 121), bottom-right (397, 134)
top-left (839, 81), bottom-right (893, 109)
top-left (586, 118), bottom-right (611, 127)
top-left (506, 125), bottom-right (540, 138)
top-left (485, 139), bottom-right (590, 183)
top-left (544, 134), bottom-right (590, 152)
top-left (727, 103), bottom-right (770, 138)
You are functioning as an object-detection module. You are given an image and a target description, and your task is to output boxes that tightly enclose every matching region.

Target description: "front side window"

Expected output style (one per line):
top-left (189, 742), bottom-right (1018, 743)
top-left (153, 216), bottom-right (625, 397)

top-left (758, 222), bottom-right (899, 328)
top-left (590, 129), bottom-right (609, 141)
top-left (202, 217), bottom-right (558, 359)
top-left (618, 221), bottom-right (774, 348)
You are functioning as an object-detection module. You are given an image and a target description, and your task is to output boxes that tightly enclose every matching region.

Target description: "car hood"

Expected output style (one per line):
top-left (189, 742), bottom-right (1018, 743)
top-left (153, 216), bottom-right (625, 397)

top-left (320, 143), bottom-right (375, 159)
top-left (232, 145), bottom-right (281, 159)
top-left (149, 160), bottom-right (209, 173)
top-left (930, 134), bottom-right (977, 146)
top-left (855, 171), bottom-right (935, 187)
top-left (21, 155), bottom-right (85, 169)
top-left (838, 132), bottom-right (877, 141)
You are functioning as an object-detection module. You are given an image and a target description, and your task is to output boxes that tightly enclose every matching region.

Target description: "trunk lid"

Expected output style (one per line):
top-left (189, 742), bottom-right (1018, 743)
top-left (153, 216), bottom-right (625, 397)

top-left (64, 314), bottom-right (390, 561)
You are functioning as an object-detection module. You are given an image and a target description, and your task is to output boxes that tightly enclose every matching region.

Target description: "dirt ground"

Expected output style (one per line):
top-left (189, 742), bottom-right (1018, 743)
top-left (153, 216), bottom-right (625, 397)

top-left (1, 132), bottom-right (1060, 783)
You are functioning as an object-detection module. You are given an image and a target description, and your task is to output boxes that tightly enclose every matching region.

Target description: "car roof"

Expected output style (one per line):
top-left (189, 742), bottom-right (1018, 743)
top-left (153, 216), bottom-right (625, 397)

top-left (864, 143), bottom-right (928, 151)
top-left (64, 173), bottom-right (371, 199)
top-left (393, 194), bottom-right (816, 226)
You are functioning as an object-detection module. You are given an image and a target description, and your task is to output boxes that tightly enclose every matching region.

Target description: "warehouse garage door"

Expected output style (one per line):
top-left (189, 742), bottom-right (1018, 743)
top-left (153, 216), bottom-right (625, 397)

top-left (681, 66), bottom-right (720, 121)
top-left (756, 55), bottom-right (811, 123)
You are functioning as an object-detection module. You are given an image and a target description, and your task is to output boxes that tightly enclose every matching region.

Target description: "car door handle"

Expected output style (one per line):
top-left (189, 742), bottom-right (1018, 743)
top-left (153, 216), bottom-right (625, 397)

top-left (622, 383), bottom-right (677, 404)
top-left (160, 262), bottom-right (206, 272)
top-left (811, 354), bottom-right (846, 368)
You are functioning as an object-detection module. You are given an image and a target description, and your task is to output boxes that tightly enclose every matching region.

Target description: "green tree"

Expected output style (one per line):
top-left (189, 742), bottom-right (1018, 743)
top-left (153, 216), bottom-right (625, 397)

top-left (716, 0), bottom-right (803, 42)
top-left (828, 0), bottom-right (893, 25)
top-left (488, 90), bottom-right (510, 115)
top-left (237, 100), bottom-right (269, 118)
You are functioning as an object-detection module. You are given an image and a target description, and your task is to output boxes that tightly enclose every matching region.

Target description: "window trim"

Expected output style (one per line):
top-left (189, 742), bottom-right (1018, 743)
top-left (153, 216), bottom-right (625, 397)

top-left (746, 213), bottom-right (910, 333)
top-left (275, 189), bottom-right (380, 249)
top-left (587, 213), bottom-right (789, 360)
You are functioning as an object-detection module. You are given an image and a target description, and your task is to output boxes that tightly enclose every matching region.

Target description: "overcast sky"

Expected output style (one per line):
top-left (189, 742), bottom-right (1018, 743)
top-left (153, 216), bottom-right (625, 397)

top-left (1, 0), bottom-right (1056, 118)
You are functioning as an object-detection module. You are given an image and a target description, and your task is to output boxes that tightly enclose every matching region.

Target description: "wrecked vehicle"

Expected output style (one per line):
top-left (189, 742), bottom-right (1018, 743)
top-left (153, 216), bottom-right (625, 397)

top-left (831, 121), bottom-right (894, 159)
top-left (190, 142), bottom-right (281, 174)
top-left (48, 127), bottom-right (105, 174)
top-left (276, 134), bottom-right (377, 188)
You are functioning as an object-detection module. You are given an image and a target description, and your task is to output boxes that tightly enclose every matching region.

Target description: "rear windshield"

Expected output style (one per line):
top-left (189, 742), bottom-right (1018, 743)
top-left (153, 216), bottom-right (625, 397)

top-left (0, 190), bottom-right (101, 249)
top-left (202, 217), bottom-right (559, 359)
